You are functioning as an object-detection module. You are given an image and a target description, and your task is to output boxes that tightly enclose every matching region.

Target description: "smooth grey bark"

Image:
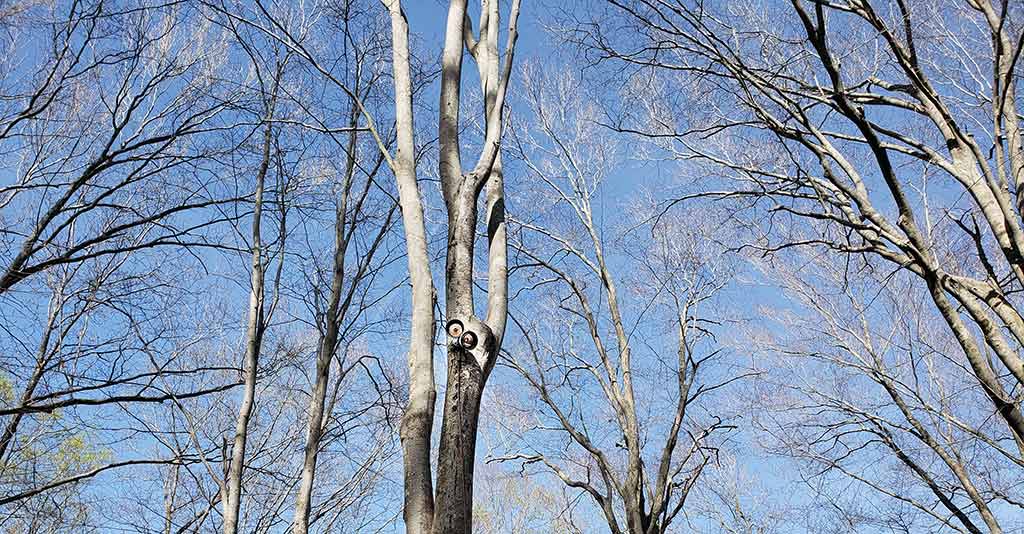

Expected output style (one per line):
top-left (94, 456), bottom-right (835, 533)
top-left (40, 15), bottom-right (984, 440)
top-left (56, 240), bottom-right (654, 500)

top-left (382, 1), bottom-right (518, 533)
top-left (433, 1), bottom-right (517, 532)
top-left (223, 64), bottom-right (282, 534)
top-left (382, 3), bottom-right (438, 534)
top-left (291, 95), bottom-right (365, 534)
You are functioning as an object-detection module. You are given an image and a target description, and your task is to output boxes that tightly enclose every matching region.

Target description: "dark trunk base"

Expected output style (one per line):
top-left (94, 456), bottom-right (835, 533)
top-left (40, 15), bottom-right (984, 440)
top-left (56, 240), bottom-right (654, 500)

top-left (432, 346), bottom-right (485, 534)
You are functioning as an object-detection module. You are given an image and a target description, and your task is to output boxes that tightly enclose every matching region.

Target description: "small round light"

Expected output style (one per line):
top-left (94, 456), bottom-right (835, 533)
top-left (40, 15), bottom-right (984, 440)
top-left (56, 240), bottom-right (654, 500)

top-left (446, 319), bottom-right (464, 338)
top-left (460, 331), bottom-right (478, 350)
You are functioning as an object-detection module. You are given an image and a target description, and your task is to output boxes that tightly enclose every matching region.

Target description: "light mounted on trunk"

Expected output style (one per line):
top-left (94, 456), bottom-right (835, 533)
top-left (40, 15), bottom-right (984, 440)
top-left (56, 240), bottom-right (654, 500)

top-left (446, 319), bottom-right (464, 338)
top-left (459, 331), bottom-right (478, 350)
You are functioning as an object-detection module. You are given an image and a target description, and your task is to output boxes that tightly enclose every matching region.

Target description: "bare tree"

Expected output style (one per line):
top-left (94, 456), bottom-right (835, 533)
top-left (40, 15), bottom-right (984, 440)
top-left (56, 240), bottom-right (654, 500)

top-left (1, 2), bottom-right (406, 532)
top-left (131, 2), bottom-right (521, 529)
top-left (289, 81), bottom-right (397, 534)
top-left (491, 64), bottom-right (739, 534)
top-left (222, 37), bottom-right (290, 534)
top-left (585, 0), bottom-right (1024, 444)
top-left (381, 1), bottom-right (520, 532)
top-left (0, 3), bottom-right (246, 527)
top-left (0, 2), bottom-right (243, 293)
top-left (748, 249), bottom-right (1024, 533)
top-left (573, 0), bottom-right (1024, 531)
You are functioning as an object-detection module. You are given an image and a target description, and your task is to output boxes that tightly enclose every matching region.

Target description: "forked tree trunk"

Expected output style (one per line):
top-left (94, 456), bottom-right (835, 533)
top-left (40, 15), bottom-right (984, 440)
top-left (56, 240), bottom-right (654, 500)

top-left (380, 1), bottom-right (518, 533)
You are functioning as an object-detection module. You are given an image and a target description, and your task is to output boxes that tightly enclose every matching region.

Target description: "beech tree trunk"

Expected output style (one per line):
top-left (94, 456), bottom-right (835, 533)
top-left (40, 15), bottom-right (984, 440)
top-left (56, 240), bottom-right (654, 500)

top-left (383, 4), bottom-right (438, 534)
top-left (291, 91), bottom-right (367, 534)
top-left (381, 1), bottom-right (519, 532)
top-left (432, 346), bottom-right (486, 533)
top-left (224, 65), bottom-right (282, 534)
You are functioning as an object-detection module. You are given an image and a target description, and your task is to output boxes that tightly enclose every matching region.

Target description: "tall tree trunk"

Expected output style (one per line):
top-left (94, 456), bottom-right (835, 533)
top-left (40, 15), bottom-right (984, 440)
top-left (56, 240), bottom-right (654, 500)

top-left (382, 2), bottom-right (518, 532)
top-left (384, 3), bottom-right (438, 534)
top-left (433, 189), bottom-right (493, 534)
top-left (431, 346), bottom-right (485, 534)
top-left (291, 330), bottom-right (334, 534)
top-left (290, 98), bottom-right (361, 534)
top-left (223, 71), bottom-right (280, 534)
